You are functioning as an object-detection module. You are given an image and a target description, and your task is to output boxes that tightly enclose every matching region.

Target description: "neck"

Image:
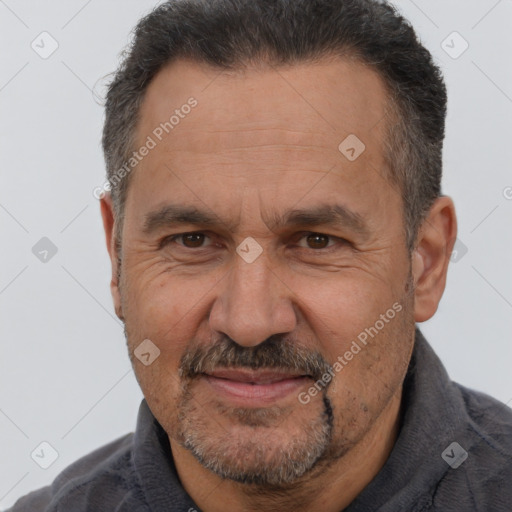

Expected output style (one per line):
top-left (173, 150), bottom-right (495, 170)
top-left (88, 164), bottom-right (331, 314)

top-left (169, 387), bottom-right (403, 512)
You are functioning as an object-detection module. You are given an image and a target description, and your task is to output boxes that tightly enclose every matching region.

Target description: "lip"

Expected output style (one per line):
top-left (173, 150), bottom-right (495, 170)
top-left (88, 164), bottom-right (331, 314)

top-left (202, 369), bottom-right (311, 405)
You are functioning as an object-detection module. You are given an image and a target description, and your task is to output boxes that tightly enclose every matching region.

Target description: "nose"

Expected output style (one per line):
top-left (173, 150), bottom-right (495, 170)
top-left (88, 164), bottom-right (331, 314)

top-left (208, 249), bottom-right (298, 347)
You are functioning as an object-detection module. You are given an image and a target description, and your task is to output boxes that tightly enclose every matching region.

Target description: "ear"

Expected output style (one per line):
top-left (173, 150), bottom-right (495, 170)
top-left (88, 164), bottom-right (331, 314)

top-left (411, 196), bottom-right (457, 322)
top-left (100, 193), bottom-right (124, 321)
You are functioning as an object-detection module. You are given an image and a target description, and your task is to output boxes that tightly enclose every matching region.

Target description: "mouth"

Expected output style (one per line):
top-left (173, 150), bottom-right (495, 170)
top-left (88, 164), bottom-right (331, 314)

top-left (201, 369), bottom-right (312, 405)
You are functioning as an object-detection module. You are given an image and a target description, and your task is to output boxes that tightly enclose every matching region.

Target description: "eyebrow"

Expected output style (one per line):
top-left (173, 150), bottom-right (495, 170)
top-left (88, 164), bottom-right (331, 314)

top-left (142, 205), bottom-right (223, 234)
top-left (142, 203), bottom-right (369, 237)
top-left (273, 204), bottom-right (369, 237)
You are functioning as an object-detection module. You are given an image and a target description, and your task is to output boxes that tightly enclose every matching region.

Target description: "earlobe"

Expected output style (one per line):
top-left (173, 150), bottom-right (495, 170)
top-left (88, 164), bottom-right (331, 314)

top-left (413, 196), bottom-right (457, 323)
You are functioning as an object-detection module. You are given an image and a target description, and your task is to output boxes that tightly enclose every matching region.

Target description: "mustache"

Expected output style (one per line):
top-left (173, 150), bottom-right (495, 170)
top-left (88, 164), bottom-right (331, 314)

top-left (178, 334), bottom-right (333, 382)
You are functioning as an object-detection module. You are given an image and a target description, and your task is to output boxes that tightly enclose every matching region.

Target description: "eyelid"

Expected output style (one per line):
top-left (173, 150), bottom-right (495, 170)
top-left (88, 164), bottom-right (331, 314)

top-left (294, 232), bottom-right (347, 249)
top-left (160, 231), bottom-right (213, 249)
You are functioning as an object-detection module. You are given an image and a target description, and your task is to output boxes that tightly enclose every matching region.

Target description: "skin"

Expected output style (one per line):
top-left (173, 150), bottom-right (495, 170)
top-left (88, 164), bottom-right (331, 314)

top-left (101, 57), bottom-right (457, 512)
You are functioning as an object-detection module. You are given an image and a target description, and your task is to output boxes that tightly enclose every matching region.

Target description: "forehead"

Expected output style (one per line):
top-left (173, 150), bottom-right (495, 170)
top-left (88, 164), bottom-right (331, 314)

top-left (137, 56), bottom-right (390, 144)
top-left (124, 56), bottom-right (399, 233)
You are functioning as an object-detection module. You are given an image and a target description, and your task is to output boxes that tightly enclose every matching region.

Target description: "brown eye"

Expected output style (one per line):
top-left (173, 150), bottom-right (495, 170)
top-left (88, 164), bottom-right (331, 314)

top-left (306, 233), bottom-right (330, 249)
top-left (180, 233), bottom-right (206, 248)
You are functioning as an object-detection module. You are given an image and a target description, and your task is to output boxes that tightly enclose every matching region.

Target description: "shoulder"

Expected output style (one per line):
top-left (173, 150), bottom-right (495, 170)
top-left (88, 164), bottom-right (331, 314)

top-left (458, 383), bottom-right (512, 456)
top-left (432, 384), bottom-right (512, 511)
top-left (6, 433), bottom-right (144, 512)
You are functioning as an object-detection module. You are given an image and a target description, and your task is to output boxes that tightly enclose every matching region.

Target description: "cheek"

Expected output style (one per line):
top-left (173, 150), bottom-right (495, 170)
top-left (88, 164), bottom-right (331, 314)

top-left (302, 276), bottom-right (412, 399)
top-left (121, 260), bottom-right (220, 341)
top-left (122, 276), bottom-right (199, 415)
top-left (295, 273), bottom-right (400, 352)
top-left (121, 267), bottom-right (229, 405)
top-left (325, 299), bottom-right (413, 422)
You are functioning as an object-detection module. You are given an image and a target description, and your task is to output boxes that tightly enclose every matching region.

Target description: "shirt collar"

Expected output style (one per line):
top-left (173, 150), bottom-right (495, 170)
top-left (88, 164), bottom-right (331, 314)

top-left (133, 397), bottom-right (198, 510)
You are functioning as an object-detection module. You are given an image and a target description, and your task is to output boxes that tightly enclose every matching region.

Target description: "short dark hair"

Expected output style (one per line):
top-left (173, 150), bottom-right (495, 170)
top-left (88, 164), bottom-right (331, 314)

top-left (102, 0), bottom-right (447, 251)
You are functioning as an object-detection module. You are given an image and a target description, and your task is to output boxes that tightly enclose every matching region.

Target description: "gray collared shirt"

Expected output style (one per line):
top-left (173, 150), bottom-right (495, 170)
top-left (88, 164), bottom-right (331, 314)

top-left (8, 329), bottom-right (512, 511)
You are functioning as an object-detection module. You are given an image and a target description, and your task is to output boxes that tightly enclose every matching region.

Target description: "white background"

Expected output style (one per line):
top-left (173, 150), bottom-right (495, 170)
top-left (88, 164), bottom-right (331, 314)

top-left (1, 0), bottom-right (511, 509)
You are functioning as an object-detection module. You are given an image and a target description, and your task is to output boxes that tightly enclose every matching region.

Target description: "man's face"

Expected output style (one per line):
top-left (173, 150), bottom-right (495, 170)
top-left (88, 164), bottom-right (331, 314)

top-left (115, 57), bottom-right (416, 486)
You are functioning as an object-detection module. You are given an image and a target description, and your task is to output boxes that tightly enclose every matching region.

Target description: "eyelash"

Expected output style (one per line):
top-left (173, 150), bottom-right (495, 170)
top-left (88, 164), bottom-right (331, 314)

top-left (161, 231), bottom-right (348, 251)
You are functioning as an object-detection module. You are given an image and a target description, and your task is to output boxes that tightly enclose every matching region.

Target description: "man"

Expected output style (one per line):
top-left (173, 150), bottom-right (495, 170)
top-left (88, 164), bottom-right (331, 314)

top-left (9, 0), bottom-right (512, 510)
